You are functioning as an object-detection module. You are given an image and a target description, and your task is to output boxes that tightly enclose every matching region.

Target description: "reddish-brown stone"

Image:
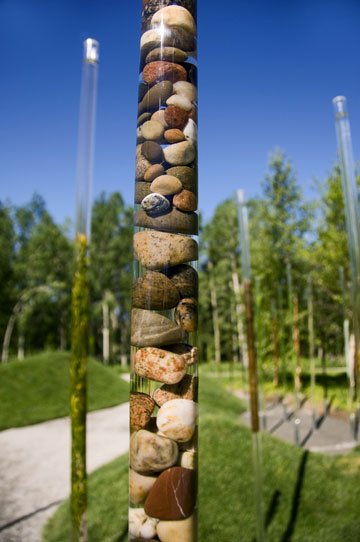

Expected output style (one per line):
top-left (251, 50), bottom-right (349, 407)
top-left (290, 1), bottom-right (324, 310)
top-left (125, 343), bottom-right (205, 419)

top-left (143, 61), bottom-right (187, 86)
top-left (164, 128), bottom-right (186, 143)
top-left (130, 392), bottom-right (155, 431)
top-left (153, 374), bottom-right (198, 406)
top-left (173, 189), bottom-right (198, 212)
top-left (164, 105), bottom-right (189, 129)
top-left (144, 466), bottom-right (196, 520)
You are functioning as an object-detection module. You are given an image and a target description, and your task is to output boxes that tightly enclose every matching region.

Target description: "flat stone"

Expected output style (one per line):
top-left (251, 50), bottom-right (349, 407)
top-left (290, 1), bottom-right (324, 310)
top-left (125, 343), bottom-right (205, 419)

top-left (144, 466), bottom-right (196, 521)
top-left (130, 392), bottom-right (156, 432)
top-left (169, 27), bottom-right (195, 52)
top-left (140, 26), bottom-right (194, 58)
top-left (166, 94), bottom-right (193, 111)
top-left (183, 118), bottom-right (197, 143)
top-left (141, 141), bottom-right (164, 162)
top-left (164, 129), bottom-right (185, 143)
top-left (165, 343), bottom-right (198, 366)
top-left (163, 141), bottom-right (196, 165)
top-left (138, 81), bottom-right (173, 115)
top-left (173, 189), bottom-right (197, 212)
top-left (157, 514), bottom-right (196, 542)
top-left (137, 112), bottom-right (152, 126)
top-left (132, 271), bottom-right (180, 310)
top-left (134, 230), bottom-right (198, 270)
top-left (130, 429), bottom-right (178, 474)
top-left (145, 47), bottom-right (188, 64)
top-left (134, 207), bottom-right (198, 235)
top-left (140, 120), bottom-right (164, 140)
top-left (150, 174), bottom-right (183, 195)
top-left (153, 374), bottom-right (198, 406)
top-left (131, 309), bottom-right (188, 347)
top-left (157, 399), bottom-right (197, 442)
top-left (130, 469), bottom-right (157, 505)
top-left (166, 264), bottom-right (198, 298)
top-left (141, 193), bottom-right (171, 216)
top-left (136, 144), bottom-right (152, 181)
top-left (129, 507), bottom-right (158, 539)
top-left (144, 163), bottom-right (165, 182)
top-left (151, 6), bottom-right (196, 36)
top-left (166, 166), bottom-right (197, 193)
top-left (151, 109), bottom-right (169, 128)
top-left (174, 298), bottom-right (198, 332)
top-left (143, 61), bottom-right (187, 86)
top-left (134, 346), bottom-right (187, 383)
top-left (164, 105), bottom-right (189, 129)
top-left (173, 81), bottom-right (197, 102)
top-left (135, 182), bottom-right (152, 204)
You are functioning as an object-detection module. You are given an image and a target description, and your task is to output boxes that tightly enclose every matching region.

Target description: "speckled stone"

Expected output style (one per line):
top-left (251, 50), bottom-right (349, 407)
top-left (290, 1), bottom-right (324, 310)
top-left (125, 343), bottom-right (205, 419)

top-left (131, 308), bottom-right (188, 347)
top-left (144, 467), bottom-right (196, 520)
top-left (163, 140), bottom-right (196, 166)
top-left (143, 61), bottom-right (187, 86)
top-left (166, 166), bottom-right (197, 193)
top-left (164, 105), bottom-right (189, 129)
top-left (130, 392), bottom-right (155, 431)
top-left (164, 129), bottom-right (186, 143)
top-left (157, 399), bottom-right (197, 442)
top-left (141, 141), bottom-right (164, 163)
top-left (141, 193), bottom-right (171, 216)
top-left (173, 81), bottom-right (197, 102)
top-left (166, 94), bottom-right (193, 111)
top-left (134, 207), bottom-right (198, 235)
top-left (174, 298), bottom-right (198, 332)
top-left (145, 47), bottom-right (188, 64)
top-left (150, 174), bottom-right (183, 195)
top-left (153, 374), bottom-right (198, 407)
top-left (151, 6), bottom-right (196, 36)
top-left (130, 469), bottom-right (157, 505)
top-left (166, 264), bottom-right (198, 298)
top-left (136, 144), bottom-right (152, 181)
top-left (166, 343), bottom-right (198, 366)
top-left (134, 346), bottom-right (187, 383)
top-left (132, 271), bottom-right (180, 310)
top-left (140, 120), bottom-right (164, 140)
top-left (134, 230), bottom-right (198, 270)
top-left (135, 181), bottom-right (152, 204)
top-left (173, 189), bottom-right (197, 212)
top-left (144, 163), bottom-right (165, 182)
top-left (151, 109), bottom-right (169, 128)
top-left (130, 429), bottom-right (178, 474)
top-left (138, 81), bottom-right (173, 115)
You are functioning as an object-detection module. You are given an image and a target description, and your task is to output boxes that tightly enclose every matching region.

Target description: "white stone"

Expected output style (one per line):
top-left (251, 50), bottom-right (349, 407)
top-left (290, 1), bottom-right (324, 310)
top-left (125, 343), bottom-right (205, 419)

top-left (151, 109), bottom-right (169, 128)
top-left (173, 81), bottom-right (197, 102)
top-left (151, 6), bottom-right (196, 36)
top-left (163, 141), bottom-right (195, 166)
top-left (166, 94), bottom-right (193, 111)
top-left (178, 449), bottom-right (196, 470)
top-left (129, 507), bottom-right (158, 539)
top-left (157, 399), bottom-right (197, 442)
top-left (130, 469), bottom-right (157, 505)
top-left (157, 514), bottom-right (196, 542)
top-left (183, 119), bottom-right (197, 143)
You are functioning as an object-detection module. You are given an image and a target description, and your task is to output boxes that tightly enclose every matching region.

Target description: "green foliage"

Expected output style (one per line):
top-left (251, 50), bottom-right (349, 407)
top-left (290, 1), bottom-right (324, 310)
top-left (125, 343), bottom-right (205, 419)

top-left (0, 351), bottom-right (128, 430)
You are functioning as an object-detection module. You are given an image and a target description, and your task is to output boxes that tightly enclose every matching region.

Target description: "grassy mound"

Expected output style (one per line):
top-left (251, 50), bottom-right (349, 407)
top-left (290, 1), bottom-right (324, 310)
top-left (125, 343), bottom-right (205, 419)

top-left (43, 375), bottom-right (360, 541)
top-left (0, 351), bottom-right (128, 430)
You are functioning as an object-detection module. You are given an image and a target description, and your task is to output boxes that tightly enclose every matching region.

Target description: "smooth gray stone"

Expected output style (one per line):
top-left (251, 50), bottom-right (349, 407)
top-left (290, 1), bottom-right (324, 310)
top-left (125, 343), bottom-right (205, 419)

top-left (131, 308), bottom-right (187, 347)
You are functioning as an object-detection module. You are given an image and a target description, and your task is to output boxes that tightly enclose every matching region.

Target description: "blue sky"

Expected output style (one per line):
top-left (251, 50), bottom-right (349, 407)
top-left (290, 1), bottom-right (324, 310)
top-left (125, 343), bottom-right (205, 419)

top-left (1, 0), bottom-right (360, 226)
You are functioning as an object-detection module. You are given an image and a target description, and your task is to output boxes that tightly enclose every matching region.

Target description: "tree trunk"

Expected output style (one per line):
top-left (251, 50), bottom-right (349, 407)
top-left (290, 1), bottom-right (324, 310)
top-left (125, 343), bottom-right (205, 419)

top-left (293, 295), bottom-right (301, 392)
top-left (18, 334), bottom-right (25, 361)
top-left (102, 301), bottom-right (110, 365)
top-left (208, 261), bottom-right (221, 364)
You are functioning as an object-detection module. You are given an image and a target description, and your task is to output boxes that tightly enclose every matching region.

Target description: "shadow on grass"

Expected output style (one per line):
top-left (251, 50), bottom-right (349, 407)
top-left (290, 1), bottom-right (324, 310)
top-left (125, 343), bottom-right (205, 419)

top-left (281, 450), bottom-right (309, 542)
top-left (112, 523), bottom-right (128, 542)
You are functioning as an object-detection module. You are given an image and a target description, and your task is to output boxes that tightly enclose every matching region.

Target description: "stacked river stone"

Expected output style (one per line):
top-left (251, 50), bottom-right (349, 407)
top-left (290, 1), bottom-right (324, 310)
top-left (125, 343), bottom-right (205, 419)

top-left (130, 1), bottom-right (198, 541)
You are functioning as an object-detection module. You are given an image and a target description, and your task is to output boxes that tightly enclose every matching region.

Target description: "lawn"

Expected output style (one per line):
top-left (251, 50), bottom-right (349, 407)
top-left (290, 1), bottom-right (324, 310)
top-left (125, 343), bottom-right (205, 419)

top-left (43, 373), bottom-right (360, 542)
top-left (0, 351), bottom-right (129, 430)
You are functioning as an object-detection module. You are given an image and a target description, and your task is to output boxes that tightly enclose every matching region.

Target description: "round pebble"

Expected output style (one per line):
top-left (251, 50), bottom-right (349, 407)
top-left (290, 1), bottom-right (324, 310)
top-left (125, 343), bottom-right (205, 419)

top-left (163, 141), bottom-right (196, 165)
top-left (166, 94), bottom-right (193, 111)
top-left (173, 189), bottom-right (197, 212)
top-left (141, 141), bottom-right (164, 163)
top-left (150, 175), bottom-right (183, 196)
top-left (173, 81), bottom-right (197, 102)
top-left (143, 61), bottom-right (187, 86)
top-left (140, 120), bottom-right (164, 141)
top-left (164, 129), bottom-right (186, 144)
top-left (144, 163), bottom-right (165, 182)
top-left (141, 193), bottom-right (171, 216)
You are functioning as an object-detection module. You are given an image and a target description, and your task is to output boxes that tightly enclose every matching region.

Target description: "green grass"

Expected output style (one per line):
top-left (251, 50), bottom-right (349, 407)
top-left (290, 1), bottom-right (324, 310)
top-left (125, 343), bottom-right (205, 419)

top-left (0, 351), bottom-right (129, 430)
top-left (43, 374), bottom-right (360, 542)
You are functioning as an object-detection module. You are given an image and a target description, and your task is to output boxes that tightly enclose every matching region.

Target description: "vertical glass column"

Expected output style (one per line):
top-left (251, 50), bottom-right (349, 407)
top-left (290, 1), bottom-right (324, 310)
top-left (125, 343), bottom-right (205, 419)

top-left (129, 2), bottom-right (198, 541)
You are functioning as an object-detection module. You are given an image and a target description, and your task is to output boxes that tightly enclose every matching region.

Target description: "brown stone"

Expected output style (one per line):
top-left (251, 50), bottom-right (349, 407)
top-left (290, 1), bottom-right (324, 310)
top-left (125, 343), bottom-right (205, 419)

top-left (173, 189), bottom-right (197, 212)
top-left (144, 163), bottom-right (165, 182)
top-left (144, 467), bottom-right (196, 520)
top-left (150, 174), bottom-right (183, 195)
top-left (166, 343), bottom-right (199, 366)
top-left (143, 61), bottom-right (187, 86)
top-left (136, 144), bottom-right (152, 181)
top-left (145, 47), bottom-right (188, 64)
top-left (131, 309), bottom-right (188, 347)
top-left (174, 298), bottom-right (198, 332)
top-left (134, 346), bottom-right (187, 384)
top-left (130, 392), bottom-right (155, 431)
top-left (164, 105), bottom-right (189, 129)
top-left (137, 112), bottom-right (152, 126)
top-left (134, 208), bottom-right (198, 235)
top-left (153, 374), bottom-right (198, 406)
top-left (138, 81), bottom-right (173, 115)
top-left (132, 271), bottom-right (180, 310)
top-left (135, 182), bottom-right (152, 204)
top-left (134, 230), bottom-right (198, 270)
top-left (141, 141), bottom-right (164, 163)
top-left (166, 264), bottom-right (198, 298)
top-left (166, 166), bottom-right (197, 193)
top-left (164, 129), bottom-right (186, 143)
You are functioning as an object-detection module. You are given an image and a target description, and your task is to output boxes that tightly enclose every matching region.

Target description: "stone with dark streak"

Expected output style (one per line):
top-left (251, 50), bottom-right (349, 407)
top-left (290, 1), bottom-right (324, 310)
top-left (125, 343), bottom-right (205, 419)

top-left (132, 271), bottom-right (180, 310)
top-left (166, 264), bottom-right (198, 298)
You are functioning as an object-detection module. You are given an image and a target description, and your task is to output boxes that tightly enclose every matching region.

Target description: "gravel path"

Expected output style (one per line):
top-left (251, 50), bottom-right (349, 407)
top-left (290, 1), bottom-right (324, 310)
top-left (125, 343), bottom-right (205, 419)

top-left (0, 403), bottom-right (129, 542)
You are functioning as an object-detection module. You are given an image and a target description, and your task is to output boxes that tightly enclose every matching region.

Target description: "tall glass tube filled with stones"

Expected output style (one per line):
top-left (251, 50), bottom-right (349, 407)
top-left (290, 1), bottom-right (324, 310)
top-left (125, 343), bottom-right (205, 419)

top-left (129, 2), bottom-right (198, 541)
